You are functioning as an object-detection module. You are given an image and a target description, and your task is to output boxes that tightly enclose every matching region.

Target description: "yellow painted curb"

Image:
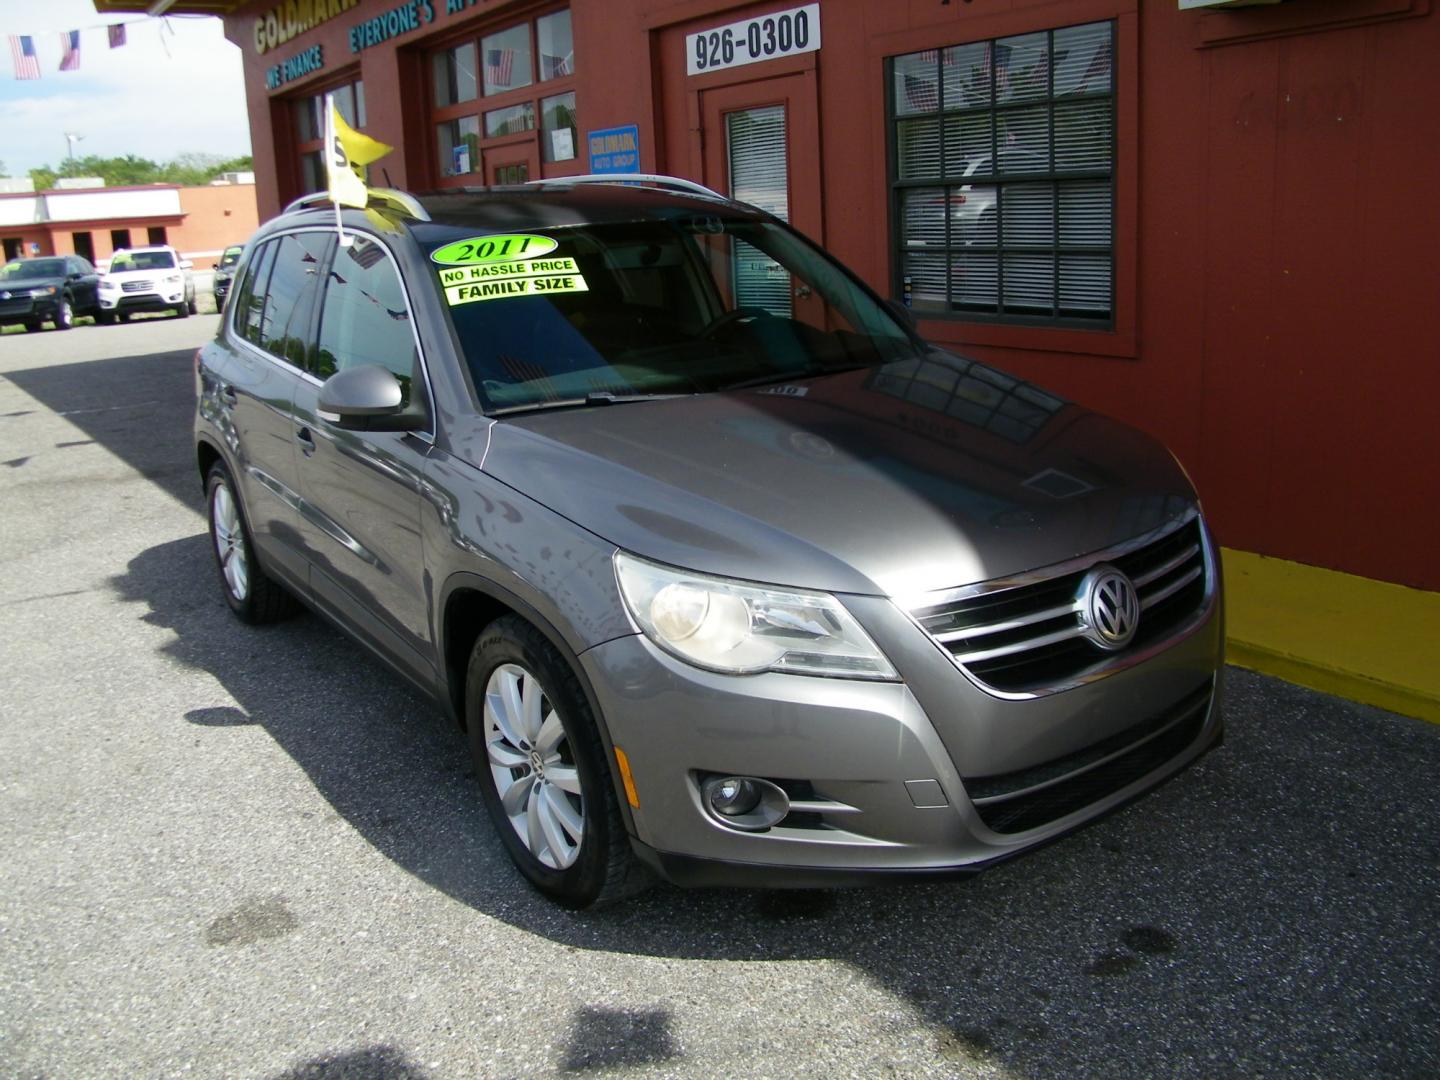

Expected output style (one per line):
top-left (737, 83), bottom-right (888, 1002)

top-left (1221, 548), bottom-right (1440, 725)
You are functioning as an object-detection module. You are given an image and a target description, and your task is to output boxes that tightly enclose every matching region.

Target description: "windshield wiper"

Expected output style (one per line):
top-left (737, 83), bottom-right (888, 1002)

top-left (489, 391), bottom-right (687, 417)
top-left (716, 364), bottom-right (875, 393)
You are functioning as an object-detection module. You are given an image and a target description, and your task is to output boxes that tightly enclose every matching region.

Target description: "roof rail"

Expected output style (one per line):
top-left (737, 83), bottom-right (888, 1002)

top-left (527, 173), bottom-right (728, 202)
top-left (281, 187), bottom-right (431, 221)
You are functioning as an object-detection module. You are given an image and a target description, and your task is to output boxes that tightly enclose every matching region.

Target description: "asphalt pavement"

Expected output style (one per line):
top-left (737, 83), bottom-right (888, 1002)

top-left (2, 314), bottom-right (1438, 1078)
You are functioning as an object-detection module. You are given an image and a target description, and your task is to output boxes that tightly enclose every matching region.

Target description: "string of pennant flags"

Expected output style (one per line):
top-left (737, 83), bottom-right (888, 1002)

top-left (7, 16), bottom-right (194, 80)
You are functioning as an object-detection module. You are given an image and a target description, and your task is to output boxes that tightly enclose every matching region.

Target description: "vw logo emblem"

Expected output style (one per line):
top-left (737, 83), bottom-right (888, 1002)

top-left (1077, 565), bottom-right (1140, 650)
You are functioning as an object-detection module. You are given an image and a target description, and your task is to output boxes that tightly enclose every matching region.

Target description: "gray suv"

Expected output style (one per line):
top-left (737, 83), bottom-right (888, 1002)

top-left (195, 178), bottom-right (1223, 908)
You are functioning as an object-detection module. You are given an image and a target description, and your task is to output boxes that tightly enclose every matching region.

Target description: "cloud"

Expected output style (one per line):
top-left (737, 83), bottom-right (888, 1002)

top-left (0, 3), bottom-right (250, 175)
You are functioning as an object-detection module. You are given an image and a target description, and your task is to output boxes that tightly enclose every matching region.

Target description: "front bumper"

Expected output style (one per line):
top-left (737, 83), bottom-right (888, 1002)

top-left (580, 587), bottom-right (1223, 887)
top-left (100, 289), bottom-right (186, 313)
top-left (0, 295), bottom-right (58, 325)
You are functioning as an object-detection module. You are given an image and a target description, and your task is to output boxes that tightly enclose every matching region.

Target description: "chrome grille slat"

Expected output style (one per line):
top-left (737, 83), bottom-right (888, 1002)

top-left (953, 622), bottom-right (1087, 664)
top-left (1139, 563), bottom-right (1203, 611)
top-left (932, 600), bottom-right (1077, 643)
top-left (1132, 543), bottom-right (1200, 588)
top-left (904, 512), bottom-right (1212, 696)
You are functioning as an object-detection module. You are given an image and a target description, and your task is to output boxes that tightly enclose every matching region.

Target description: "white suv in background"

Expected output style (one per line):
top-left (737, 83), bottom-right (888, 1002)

top-left (97, 245), bottom-right (196, 324)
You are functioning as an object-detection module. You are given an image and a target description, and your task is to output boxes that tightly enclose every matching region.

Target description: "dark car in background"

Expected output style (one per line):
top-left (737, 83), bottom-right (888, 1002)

top-left (195, 177), bottom-right (1223, 908)
top-left (211, 243), bottom-right (244, 310)
top-left (0, 255), bottom-right (101, 331)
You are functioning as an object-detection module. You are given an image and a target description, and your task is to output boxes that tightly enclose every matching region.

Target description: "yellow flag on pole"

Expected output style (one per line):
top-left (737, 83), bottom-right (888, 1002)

top-left (324, 94), bottom-right (393, 209)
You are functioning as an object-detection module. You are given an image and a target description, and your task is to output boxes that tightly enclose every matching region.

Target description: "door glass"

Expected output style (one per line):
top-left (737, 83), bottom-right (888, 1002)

top-left (260, 232), bottom-right (331, 368)
top-left (235, 240), bottom-right (278, 346)
top-left (314, 236), bottom-right (418, 403)
top-left (726, 105), bottom-right (791, 317)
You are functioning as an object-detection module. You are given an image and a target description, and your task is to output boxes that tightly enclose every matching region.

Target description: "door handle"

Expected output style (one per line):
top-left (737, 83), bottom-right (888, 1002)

top-left (295, 427), bottom-right (317, 456)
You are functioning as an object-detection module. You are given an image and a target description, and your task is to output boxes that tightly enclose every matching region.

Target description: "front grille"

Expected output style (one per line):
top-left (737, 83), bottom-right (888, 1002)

top-left (909, 516), bottom-right (1210, 695)
top-left (965, 680), bottom-right (1213, 834)
top-left (121, 280), bottom-right (153, 293)
top-left (0, 298), bottom-right (32, 315)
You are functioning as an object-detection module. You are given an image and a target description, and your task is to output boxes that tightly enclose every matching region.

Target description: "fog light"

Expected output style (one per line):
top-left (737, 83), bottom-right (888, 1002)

top-left (710, 777), bottom-right (761, 817)
top-left (701, 775), bottom-right (789, 831)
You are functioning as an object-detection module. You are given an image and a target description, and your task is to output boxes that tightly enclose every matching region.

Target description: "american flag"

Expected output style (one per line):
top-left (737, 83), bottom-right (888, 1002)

top-left (59, 31), bottom-right (81, 72)
top-left (108, 25), bottom-right (126, 49)
top-left (9, 36), bottom-right (41, 80)
top-left (486, 47), bottom-right (515, 88)
top-left (541, 51), bottom-right (571, 79)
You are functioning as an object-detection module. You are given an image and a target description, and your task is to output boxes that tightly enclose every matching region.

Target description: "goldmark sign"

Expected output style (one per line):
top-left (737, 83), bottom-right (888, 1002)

top-left (254, 0), bottom-right (362, 54)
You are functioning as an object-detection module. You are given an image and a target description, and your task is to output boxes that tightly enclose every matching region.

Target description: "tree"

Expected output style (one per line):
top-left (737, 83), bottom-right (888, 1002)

top-left (28, 153), bottom-right (254, 190)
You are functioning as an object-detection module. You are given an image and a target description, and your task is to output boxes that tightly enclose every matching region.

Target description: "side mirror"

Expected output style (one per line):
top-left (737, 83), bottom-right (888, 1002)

top-left (211, 262), bottom-right (219, 269)
top-left (317, 365), bottom-right (422, 432)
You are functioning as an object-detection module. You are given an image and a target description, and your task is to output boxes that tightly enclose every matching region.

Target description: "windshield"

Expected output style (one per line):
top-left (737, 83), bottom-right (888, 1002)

top-left (1, 258), bottom-right (64, 280)
top-left (218, 246), bottom-right (243, 269)
top-left (110, 250), bottom-right (176, 272)
top-left (422, 216), bottom-right (921, 413)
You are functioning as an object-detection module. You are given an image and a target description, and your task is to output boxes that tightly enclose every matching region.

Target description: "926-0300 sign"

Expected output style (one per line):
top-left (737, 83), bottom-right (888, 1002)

top-left (686, 3), bottom-right (821, 76)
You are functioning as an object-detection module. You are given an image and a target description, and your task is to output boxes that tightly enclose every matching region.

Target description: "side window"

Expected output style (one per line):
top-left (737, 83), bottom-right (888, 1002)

top-left (233, 240), bottom-right (277, 346)
top-left (314, 236), bottom-right (419, 404)
top-left (259, 232), bottom-right (332, 369)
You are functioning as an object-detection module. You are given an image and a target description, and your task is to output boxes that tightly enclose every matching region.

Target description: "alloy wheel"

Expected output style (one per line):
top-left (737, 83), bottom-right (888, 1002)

top-left (211, 482), bottom-right (249, 601)
top-left (483, 662), bottom-right (585, 869)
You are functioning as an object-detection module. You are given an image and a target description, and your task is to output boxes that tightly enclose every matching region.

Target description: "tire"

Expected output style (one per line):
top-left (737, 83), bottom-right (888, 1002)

top-left (187, 294), bottom-right (199, 315)
top-left (118, 312), bottom-right (131, 324)
top-left (96, 311), bottom-right (116, 326)
top-left (466, 616), bottom-right (648, 908)
top-left (175, 301), bottom-right (190, 319)
top-left (23, 320), bottom-right (41, 333)
top-left (205, 462), bottom-right (298, 625)
top-left (53, 298), bottom-right (74, 331)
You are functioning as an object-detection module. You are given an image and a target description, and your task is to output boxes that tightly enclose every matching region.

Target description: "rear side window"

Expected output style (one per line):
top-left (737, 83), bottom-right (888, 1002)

top-left (258, 232), bottom-right (331, 369)
top-left (233, 240), bottom-right (277, 347)
top-left (314, 235), bottom-right (419, 403)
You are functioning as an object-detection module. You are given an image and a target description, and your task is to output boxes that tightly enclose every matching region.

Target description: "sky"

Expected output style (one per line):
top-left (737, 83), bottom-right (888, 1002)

top-left (0, 0), bottom-right (250, 177)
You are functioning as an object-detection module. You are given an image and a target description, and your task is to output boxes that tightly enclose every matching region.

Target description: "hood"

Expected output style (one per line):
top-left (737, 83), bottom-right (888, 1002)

top-left (0, 273), bottom-right (64, 292)
top-left (478, 352), bottom-right (1197, 597)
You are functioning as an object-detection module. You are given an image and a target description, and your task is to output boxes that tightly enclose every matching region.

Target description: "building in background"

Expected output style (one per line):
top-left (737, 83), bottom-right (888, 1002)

top-left (0, 179), bottom-right (258, 267)
top-left (91, 0), bottom-right (1440, 713)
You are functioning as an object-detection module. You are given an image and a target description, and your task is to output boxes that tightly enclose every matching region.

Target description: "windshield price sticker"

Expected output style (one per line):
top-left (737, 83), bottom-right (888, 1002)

top-left (686, 3), bottom-right (820, 76)
top-left (444, 273), bottom-right (588, 307)
top-left (430, 234), bottom-right (558, 266)
top-left (437, 258), bottom-right (579, 286)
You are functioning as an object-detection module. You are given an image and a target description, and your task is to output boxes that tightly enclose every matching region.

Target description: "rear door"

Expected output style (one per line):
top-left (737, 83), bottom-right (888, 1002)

top-left (289, 232), bottom-right (435, 684)
top-left (216, 231), bottom-right (331, 586)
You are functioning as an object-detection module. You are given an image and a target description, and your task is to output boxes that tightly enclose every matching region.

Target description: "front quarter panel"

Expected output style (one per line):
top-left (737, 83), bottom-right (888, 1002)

top-left (421, 445), bottom-right (633, 661)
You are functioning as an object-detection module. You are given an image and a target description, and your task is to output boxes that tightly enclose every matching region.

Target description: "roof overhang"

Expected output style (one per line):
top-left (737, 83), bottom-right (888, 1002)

top-left (91, 2), bottom-right (247, 15)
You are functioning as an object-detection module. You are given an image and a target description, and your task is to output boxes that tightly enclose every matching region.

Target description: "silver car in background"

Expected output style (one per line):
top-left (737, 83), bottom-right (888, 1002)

top-left (194, 178), bottom-right (1222, 908)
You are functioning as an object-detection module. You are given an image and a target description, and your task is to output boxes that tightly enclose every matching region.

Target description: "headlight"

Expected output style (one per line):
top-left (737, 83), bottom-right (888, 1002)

top-left (614, 552), bottom-right (897, 680)
top-left (98, 279), bottom-right (117, 292)
top-left (163, 273), bottom-right (183, 285)
top-left (28, 286), bottom-right (57, 297)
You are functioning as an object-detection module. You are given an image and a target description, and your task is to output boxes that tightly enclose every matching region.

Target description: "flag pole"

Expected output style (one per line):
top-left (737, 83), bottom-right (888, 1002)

top-left (323, 93), bottom-right (352, 248)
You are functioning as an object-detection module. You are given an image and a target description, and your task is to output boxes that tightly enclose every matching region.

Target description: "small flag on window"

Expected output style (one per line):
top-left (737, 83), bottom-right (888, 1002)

top-left (108, 25), bottom-right (127, 49)
top-left (59, 31), bottom-right (81, 72)
top-left (486, 48), bottom-right (515, 87)
top-left (541, 51), bottom-right (571, 79)
top-left (9, 35), bottom-right (41, 80)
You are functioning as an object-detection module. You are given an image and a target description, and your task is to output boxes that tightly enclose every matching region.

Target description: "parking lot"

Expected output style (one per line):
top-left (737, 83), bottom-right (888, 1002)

top-left (1, 315), bottom-right (1438, 1079)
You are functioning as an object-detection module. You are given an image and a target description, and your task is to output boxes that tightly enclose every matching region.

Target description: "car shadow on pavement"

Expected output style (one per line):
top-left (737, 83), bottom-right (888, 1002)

top-left (113, 533), bottom-right (1440, 1079)
top-left (3, 349), bottom-right (204, 512)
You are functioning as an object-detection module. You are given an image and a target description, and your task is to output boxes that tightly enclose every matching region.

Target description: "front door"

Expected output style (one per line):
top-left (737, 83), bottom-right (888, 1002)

top-left (699, 73), bottom-right (824, 326)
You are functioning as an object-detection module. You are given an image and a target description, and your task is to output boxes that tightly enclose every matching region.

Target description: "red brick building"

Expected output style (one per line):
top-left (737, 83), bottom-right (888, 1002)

top-left (96, 0), bottom-right (1440, 605)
